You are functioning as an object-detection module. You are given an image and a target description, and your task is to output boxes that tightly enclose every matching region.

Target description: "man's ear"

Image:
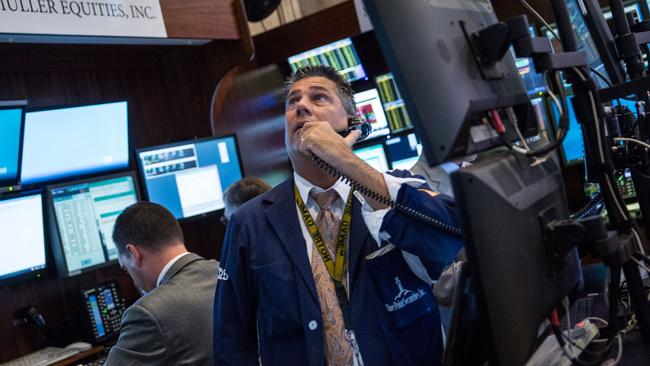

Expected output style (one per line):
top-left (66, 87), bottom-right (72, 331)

top-left (125, 244), bottom-right (143, 267)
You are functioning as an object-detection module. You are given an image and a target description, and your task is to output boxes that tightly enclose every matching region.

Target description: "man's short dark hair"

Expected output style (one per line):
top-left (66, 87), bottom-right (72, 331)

top-left (284, 65), bottom-right (356, 116)
top-left (223, 177), bottom-right (271, 217)
top-left (112, 202), bottom-right (184, 255)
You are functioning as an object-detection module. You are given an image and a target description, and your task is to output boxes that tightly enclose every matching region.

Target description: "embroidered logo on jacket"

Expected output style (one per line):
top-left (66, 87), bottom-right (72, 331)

top-left (384, 276), bottom-right (426, 312)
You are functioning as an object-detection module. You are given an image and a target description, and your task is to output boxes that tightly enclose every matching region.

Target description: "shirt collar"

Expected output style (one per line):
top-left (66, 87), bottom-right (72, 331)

top-left (293, 172), bottom-right (351, 204)
top-left (156, 251), bottom-right (190, 287)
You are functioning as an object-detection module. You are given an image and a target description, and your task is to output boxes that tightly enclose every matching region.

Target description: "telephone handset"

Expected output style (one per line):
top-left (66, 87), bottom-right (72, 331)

top-left (313, 117), bottom-right (462, 236)
top-left (337, 116), bottom-right (373, 141)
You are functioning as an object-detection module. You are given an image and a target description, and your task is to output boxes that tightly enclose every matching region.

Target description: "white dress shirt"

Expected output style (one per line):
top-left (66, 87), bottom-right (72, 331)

top-left (156, 251), bottom-right (191, 287)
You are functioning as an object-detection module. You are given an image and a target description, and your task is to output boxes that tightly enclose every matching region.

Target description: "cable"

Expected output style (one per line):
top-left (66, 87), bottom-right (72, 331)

top-left (632, 256), bottom-right (650, 273)
top-left (614, 137), bottom-right (650, 149)
top-left (310, 154), bottom-right (462, 236)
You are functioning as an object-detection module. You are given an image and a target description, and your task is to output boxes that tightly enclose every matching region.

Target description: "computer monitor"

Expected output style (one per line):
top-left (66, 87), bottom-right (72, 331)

top-left (385, 132), bottom-right (422, 170)
top-left (21, 101), bottom-right (129, 186)
top-left (288, 38), bottom-right (367, 82)
top-left (0, 101), bottom-right (26, 189)
top-left (363, 1), bottom-right (581, 364)
top-left (374, 73), bottom-right (413, 132)
top-left (136, 135), bottom-right (243, 220)
top-left (364, 0), bottom-right (531, 166)
top-left (0, 191), bottom-right (47, 284)
top-left (515, 57), bottom-right (546, 94)
top-left (353, 88), bottom-right (390, 139)
top-left (353, 143), bottom-right (389, 173)
top-left (450, 153), bottom-right (581, 366)
top-left (48, 172), bottom-right (140, 277)
top-left (549, 95), bottom-right (586, 164)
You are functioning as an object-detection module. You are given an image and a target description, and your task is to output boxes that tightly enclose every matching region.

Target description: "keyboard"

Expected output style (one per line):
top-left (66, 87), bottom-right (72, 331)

top-left (0, 347), bottom-right (79, 366)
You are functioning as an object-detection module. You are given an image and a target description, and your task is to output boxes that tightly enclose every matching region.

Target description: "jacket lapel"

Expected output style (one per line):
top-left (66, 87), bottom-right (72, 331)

top-left (264, 179), bottom-right (319, 303)
top-left (347, 197), bottom-right (372, 287)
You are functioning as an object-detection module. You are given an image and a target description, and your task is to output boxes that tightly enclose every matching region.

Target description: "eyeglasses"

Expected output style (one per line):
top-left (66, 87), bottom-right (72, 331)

top-left (220, 215), bottom-right (229, 226)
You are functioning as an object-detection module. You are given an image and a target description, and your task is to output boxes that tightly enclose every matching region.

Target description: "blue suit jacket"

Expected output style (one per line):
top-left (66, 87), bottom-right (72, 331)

top-left (214, 175), bottom-right (462, 366)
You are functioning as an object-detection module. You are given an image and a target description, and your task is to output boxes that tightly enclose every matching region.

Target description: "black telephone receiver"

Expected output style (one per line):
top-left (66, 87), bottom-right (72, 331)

top-left (313, 117), bottom-right (462, 236)
top-left (337, 116), bottom-right (373, 142)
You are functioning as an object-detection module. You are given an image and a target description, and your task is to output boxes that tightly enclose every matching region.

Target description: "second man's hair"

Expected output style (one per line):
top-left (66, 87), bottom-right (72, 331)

top-left (112, 202), bottom-right (184, 255)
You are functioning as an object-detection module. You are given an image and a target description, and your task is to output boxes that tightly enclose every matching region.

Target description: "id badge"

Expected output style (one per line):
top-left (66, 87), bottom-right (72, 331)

top-left (366, 245), bottom-right (437, 328)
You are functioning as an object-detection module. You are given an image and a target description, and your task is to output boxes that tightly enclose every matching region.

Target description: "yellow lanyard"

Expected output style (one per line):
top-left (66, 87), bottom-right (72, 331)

top-left (295, 184), bottom-right (354, 329)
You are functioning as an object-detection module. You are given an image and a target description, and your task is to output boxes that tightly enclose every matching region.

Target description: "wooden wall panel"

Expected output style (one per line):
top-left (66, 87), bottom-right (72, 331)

top-left (161, 0), bottom-right (243, 40)
top-left (0, 33), bottom-right (250, 362)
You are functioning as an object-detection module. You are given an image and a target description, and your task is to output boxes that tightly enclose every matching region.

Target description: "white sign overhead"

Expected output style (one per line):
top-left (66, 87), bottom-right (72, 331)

top-left (0, 0), bottom-right (167, 38)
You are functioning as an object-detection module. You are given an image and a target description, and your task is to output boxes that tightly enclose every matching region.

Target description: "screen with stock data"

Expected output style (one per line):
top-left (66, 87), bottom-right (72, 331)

top-left (0, 192), bottom-right (46, 282)
top-left (288, 38), bottom-right (367, 82)
top-left (137, 135), bottom-right (243, 220)
top-left (50, 173), bottom-right (138, 275)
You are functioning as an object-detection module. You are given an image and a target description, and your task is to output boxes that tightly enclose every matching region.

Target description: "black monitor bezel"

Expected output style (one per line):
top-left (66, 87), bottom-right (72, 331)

top-left (0, 189), bottom-right (49, 286)
top-left (20, 100), bottom-right (131, 189)
top-left (134, 133), bottom-right (245, 222)
top-left (0, 100), bottom-right (27, 189)
top-left (46, 170), bottom-right (141, 278)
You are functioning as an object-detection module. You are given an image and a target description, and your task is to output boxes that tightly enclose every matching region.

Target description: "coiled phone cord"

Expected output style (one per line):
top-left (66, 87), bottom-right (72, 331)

top-left (312, 154), bottom-right (462, 236)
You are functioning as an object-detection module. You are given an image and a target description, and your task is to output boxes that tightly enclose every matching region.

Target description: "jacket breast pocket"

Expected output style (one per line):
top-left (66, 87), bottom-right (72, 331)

top-left (253, 261), bottom-right (304, 337)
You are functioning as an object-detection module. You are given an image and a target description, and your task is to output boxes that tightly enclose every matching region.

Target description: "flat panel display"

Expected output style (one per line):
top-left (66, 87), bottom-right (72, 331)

top-left (136, 135), bottom-right (243, 220)
top-left (550, 95), bottom-right (585, 164)
top-left (21, 101), bottom-right (129, 185)
top-left (374, 73), bottom-right (413, 132)
top-left (354, 143), bottom-right (389, 173)
top-left (49, 173), bottom-right (139, 276)
top-left (288, 38), bottom-right (367, 82)
top-left (386, 132), bottom-right (422, 170)
top-left (0, 103), bottom-right (25, 187)
top-left (0, 192), bottom-right (47, 283)
top-left (354, 88), bottom-right (390, 139)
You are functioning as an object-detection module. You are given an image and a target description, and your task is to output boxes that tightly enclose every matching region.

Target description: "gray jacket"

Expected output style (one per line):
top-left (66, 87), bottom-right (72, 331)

top-left (105, 253), bottom-right (218, 366)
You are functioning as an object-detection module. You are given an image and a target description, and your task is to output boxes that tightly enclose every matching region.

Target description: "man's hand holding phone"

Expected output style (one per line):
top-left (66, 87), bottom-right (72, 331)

top-left (297, 121), bottom-right (362, 161)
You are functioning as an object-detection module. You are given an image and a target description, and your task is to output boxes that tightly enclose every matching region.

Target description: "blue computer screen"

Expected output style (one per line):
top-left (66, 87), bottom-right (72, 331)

top-left (21, 101), bottom-right (129, 185)
top-left (354, 143), bottom-right (389, 173)
top-left (385, 133), bottom-right (422, 170)
top-left (137, 136), bottom-right (243, 219)
top-left (0, 193), bottom-right (46, 281)
top-left (0, 107), bottom-right (23, 186)
top-left (550, 96), bottom-right (586, 163)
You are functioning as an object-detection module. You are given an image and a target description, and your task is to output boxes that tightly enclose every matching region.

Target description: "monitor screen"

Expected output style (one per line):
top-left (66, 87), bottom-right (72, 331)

top-left (137, 135), bottom-right (243, 220)
top-left (288, 38), bottom-right (367, 82)
top-left (550, 95), bottom-right (586, 164)
top-left (21, 101), bottom-right (129, 185)
top-left (0, 104), bottom-right (25, 187)
top-left (515, 57), bottom-right (546, 95)
top-left (375, 73), bottom-right (413, 132)
top-left (354, 89), bottom-right (390, 139)
top-left (49, 173), bottom-right (139, 276)
top-left (386, 132), bottom-right (422, 170)
top-left (354, 143), bottom-right (389, 173)
top-left (0, 192), bottom-right (46, 282)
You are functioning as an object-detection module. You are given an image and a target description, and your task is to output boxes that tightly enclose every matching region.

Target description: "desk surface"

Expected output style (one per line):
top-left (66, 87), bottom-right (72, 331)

top-left (52, 347), bottom-right (104, 366)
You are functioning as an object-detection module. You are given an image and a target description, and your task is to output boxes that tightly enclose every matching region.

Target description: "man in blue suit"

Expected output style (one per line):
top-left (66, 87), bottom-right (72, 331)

top-left (213, 65), bottom-right (463, 366)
